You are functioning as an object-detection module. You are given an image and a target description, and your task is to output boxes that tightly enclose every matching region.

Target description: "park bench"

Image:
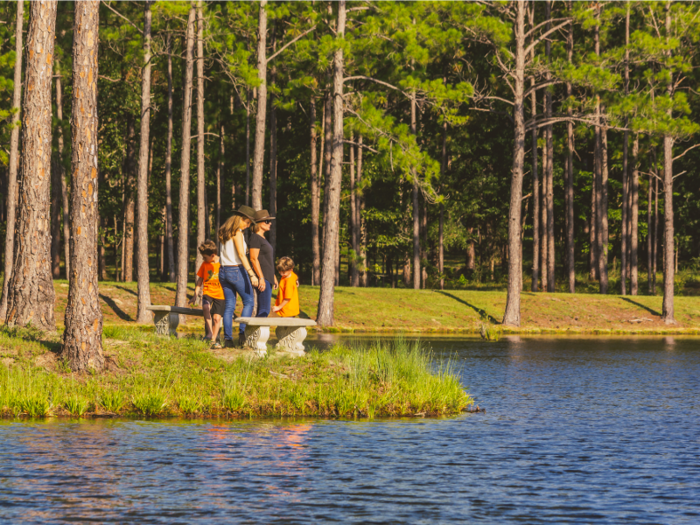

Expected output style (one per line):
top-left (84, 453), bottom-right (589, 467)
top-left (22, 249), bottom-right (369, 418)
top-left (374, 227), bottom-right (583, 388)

top-left (235, 317), bottom-right (317, 357)
top-left (146, 305), bottom-right (204, 336)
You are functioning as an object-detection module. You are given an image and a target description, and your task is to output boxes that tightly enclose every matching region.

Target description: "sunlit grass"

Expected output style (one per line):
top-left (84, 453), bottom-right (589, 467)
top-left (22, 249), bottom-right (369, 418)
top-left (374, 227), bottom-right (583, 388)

top-left (0, 326), bottom-right (472, 419)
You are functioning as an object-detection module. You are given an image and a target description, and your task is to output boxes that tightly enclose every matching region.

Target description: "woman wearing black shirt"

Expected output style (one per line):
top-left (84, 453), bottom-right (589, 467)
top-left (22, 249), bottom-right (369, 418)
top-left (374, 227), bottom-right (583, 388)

top-left (249, 209), bottom-right (277, 317)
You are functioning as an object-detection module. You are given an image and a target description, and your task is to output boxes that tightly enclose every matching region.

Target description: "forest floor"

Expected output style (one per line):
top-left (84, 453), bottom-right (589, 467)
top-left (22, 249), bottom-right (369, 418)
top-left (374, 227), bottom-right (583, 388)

top-left (49, 280), bottom-right (700, 334)
top-left (0, 326), bottom-right (470, 419)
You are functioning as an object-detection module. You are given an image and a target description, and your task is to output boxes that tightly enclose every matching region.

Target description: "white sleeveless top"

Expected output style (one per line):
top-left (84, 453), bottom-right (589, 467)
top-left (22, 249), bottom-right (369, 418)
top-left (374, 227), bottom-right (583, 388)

top-left (220, 234), bottom-right (246, 266)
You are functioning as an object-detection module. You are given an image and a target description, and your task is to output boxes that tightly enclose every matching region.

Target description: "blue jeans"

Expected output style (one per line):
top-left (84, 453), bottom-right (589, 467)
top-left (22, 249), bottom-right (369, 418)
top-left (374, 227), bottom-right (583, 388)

top-left (256, 280), bottom-right (272, 318)
top-left (219, 266), bottom-right (255, 341)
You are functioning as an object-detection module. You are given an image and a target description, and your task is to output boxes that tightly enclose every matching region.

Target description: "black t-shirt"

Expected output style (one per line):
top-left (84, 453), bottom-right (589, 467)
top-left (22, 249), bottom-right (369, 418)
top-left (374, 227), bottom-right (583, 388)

top-left (249, 233), bottom-right (275, 284)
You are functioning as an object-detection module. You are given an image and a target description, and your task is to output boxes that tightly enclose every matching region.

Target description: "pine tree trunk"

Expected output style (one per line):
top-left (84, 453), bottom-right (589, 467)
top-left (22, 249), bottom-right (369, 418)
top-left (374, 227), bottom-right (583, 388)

top-left (135, 1), bottom-right (153, 323)
top-left (245, 88), bottom-right (251, 206)
top-left (268, 29), bottom-right (278, 250)
top-left (529, 1), bottom-right (539, 293)
top-left (0, 0), bottom-right (24, 320)
top-left (322, 91), bottom-right (333, 252)
top-left (251, 0), bottom-right (267, 210)
top-left (194, 2), bottom-right (206, 280)
top-left (439, 119), bottom-right (447, 290)
top-left (540, 127), bottom-right (548, 290)
top-left (630, 135), bottom-right (639, 295)
top-left (350, 133), bottom-right (358, 287)
top-left (175, 6), bottom-right (196, 309)
top-left (51, 152), bottom-right (62, 279)
top-left (590, 180), bottom-right (597, 281)
top-left (410, 94), bottom-right (420, 290)
top-left (599, 122), bottom-right (609, 293)
top-left (647, 171), bottom-right (653, 294)
top-left (5, 0), bottom-right (57, 330)
top-left (502, 1), bottom-right (526, 327)
top-left (61, 0), bottom-right (104, 370)
top-left (358, 135), bottom-right (367, 287)
top-left (566, 3), bottom-right (575, 293)
top-left (545, 0), bottom-right (555, 293)
top-left (422, 201), bottom-right (428, 288)
top-left (653, 174), bottom-right (659, 295)
top-left (621, 4), bottom-right (631, 295)
top-left (217, 118), bottom-right (224, 245)
top-left (310, 98), bottom-right (321, 286)
top-left (123, 117), bottom-right (136, 282)
top-left (164, 32), bottom-right (176, 282)
top-left (316, 0), bottom-right (345, 327)
top-left (661, 2), bottom-right (674, 322)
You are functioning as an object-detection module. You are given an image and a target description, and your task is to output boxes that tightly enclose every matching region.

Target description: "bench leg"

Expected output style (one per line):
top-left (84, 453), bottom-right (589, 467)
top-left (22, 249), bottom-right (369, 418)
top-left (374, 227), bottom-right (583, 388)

top-left (275, 326), bottom-right (307, 355)
top-left (244, 325), bottom-right (269, 357)
top-left (154, 312), bottom-right (179, 336)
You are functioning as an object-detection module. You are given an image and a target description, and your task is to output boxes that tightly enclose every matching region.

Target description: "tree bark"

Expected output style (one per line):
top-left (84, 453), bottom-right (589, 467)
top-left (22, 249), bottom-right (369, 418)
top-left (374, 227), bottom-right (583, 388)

top-left (175, 6), bottom-right (196, 309)
top-left (439, 118), bottom-right (447, 291)
top-left (310, 98), bottom-right (321, 286)
top-left (322, 90), bottom-right (333, 251)
top-left (245, 88), bottom-right (251, 206)
top-left (269, 28), bottom-right (278, 250)
top-left (350, 132), bottom-right (358, 287)
top-left (620, 3), bottom-right (631, 296)
top-left (51, 96), bottom-right (62, 278)
top-left (61, 0), bottom-right (104, 370)
top-left (0, 0), bottom-right (24, 319)
top-left (217, 118), bottom-right (224, 247)
top-left (123, 117), bottom-right (136, 282)
top-left (540, 124), bottom-right (548, 291)
top-left (566, 1), bottom-right (575, 293)
top-left (502, 1), bottom-right (526, 327)
top-left (661, 0), bottom-right (674, 323)
top-left (251, 0), bottom-right (268, 210)
top-left (647, 170), bottom-right (653, 294)
top-left (135, 1), bottom-right (153, 323)
top-left (317, 0), bottom-right (345, 327)
top-left (653, 171), bottom-right (659, 295)
top-left (5, 0), bottom-right (57, 330)
top-left (530, 75), bottom-right (539, 291)
top-left (194, 1), bottom-right (206, 279)
top-left (598, 120), bottom-right (609, 293)
top-left (358, 135), bottom-right (367, 287)
top-left (545, 0), bottom-right (555, 293)
top-left (411, 95), bottom-right (420, 290)
top-left (164, 32), bottom-right (176, 282)
top-left (630, 134), bottom-right (639, 295)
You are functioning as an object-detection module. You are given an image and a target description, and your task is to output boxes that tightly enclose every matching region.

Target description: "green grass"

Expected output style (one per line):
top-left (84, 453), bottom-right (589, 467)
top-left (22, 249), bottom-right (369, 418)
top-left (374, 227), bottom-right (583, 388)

top-left (0, 326), bottom-right (471, 419)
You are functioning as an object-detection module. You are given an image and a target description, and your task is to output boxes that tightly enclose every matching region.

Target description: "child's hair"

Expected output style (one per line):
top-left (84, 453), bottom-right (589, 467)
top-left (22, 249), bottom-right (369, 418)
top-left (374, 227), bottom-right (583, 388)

top-left (218, 215), bottom-right (246, 243)
top-left (198, 239), bottom-right (217, 256)
top-left (276, 256), bottom-right (294, 273)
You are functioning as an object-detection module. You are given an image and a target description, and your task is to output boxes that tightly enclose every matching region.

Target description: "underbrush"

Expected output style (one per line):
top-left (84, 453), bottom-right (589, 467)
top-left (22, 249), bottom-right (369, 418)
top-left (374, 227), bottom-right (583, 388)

top-left (0, 327), bottom-right (471, 419)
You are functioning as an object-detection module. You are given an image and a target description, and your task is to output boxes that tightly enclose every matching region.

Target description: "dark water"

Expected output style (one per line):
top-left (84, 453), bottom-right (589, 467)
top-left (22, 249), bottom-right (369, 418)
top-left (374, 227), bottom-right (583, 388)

top-left (1, 336), bottom-right (699, 523)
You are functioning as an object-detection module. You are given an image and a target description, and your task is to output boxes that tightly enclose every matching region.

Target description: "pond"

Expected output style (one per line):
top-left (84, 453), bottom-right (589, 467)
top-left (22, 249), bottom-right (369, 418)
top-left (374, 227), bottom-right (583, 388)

top-left (1, 336), bottom-right (699, 523)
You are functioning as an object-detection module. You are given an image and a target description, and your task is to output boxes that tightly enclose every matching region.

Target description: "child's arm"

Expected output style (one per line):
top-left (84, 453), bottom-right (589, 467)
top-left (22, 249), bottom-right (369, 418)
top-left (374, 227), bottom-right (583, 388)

top-left (272, 298), bottom-right (289, 313)
top-left (190, 276), bottom-right (204, 305)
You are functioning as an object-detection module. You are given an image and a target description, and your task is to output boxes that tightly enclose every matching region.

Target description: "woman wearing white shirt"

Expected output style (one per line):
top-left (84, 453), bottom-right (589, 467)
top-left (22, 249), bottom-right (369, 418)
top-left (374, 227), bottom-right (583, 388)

top-left (217, 205), bottom-right (259, 347)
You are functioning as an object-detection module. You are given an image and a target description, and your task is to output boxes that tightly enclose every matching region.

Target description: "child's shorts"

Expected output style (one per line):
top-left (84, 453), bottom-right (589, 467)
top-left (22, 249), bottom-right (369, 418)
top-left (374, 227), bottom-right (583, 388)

top-left (202, 295), bottom-right (224, 317)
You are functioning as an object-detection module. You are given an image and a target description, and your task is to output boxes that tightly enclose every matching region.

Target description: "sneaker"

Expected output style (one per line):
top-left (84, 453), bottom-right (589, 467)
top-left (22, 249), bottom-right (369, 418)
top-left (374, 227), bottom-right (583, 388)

top-left (224, 340), bottom-right (236, 349)
top-left (238, 334), bottom-right (247, 348)
top-left (211, 342), bottom-right (222, 349)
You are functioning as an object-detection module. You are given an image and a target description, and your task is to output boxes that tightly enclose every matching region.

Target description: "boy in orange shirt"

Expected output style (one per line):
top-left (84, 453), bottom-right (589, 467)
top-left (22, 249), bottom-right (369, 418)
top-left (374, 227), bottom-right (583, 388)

top-left (191, 240), bottom-right (224, 348)
top-left (272, 257), bottom-right (300, 317)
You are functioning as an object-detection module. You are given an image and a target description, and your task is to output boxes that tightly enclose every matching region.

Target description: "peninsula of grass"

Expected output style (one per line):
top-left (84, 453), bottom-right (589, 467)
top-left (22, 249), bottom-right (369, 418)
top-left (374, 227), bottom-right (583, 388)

top-left (0, 326), bottom-right (471, 420)
top-left (48, 280), bottom-right (700, 335)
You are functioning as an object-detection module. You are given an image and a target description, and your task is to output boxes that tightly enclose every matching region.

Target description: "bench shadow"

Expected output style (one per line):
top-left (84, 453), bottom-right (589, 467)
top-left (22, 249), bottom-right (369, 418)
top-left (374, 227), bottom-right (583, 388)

top-left (436, 291), bottom-right (500, 324)
top-left (113, 285), bottom-right (138, 297)
top-left (99, 294), bottom-right (133, 321)
top-left (0, 326), bottom-right (62, 355)
top-left (620, 297), bottom-right (661, 317)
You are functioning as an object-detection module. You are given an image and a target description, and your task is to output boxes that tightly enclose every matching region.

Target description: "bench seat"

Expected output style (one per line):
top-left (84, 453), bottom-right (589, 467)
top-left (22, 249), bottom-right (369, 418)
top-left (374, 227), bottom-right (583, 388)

top-left (235, 317), bottom-right (316, 356)
top-left (147, 305), bottom-right (203, 336)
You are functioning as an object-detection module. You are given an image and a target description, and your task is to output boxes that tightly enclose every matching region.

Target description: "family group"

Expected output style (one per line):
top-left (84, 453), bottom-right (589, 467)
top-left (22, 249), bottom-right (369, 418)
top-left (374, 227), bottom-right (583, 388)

top-left (190, 205), bottom-right (299, 349)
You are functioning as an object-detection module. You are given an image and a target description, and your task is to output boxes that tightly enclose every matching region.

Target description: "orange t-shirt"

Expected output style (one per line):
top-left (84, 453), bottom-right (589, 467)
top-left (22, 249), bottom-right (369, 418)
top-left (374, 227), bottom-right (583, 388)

top-left (197, 261), bottom-right (224, 300)
top-left (275, 271), bottom-right (299, 317)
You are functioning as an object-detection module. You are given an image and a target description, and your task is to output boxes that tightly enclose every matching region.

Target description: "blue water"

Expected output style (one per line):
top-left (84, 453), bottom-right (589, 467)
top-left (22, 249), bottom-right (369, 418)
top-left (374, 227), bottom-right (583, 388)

top-left (1, 336), bottom-right (699, 523)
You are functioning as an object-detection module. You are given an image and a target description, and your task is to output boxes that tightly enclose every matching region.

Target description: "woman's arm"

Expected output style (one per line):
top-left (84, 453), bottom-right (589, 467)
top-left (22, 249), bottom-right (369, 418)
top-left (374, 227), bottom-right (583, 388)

top-left (233, 231), bottom-right (259, 286)
top-left (249, 247), bottom-right (266, 291)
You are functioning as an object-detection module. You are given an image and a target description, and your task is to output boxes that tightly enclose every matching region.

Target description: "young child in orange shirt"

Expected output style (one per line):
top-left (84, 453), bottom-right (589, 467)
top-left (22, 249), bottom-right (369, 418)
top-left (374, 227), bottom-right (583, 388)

top-left (272, 256), bottom-right (300, 317)
top-left (191, 240), bottom-right (224, 348)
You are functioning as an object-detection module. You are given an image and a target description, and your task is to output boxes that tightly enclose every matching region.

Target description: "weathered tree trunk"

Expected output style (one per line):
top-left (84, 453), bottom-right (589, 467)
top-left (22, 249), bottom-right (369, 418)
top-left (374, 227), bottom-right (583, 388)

top-left (630, 135), bottom-right (639, 295)
top-left (194, 1), bottom-right (206, 279)
top-left (661, 1), bottom-right (674, 322)
top-left (545, 0), bottom-right (555, 293)
top-left (621, 3), bottom-right (631, 296)
top-left (164, 32), bottom-right (176, 282)
top-left (590, 180), bottom-right (597, 280)
top-left (268, 28), bottom-right (278, 250)
top-left (135, 1), bottom-right (153, 323)
top-left (647, 170), bottom-right (653, 294)
top-left (530, 84), bottom-right (539, 291)
top-left (61, 0), bottom-right (104, 370)
top-left (566, 2), bottom-right (575, 293)
top-left (51, 121), bottom-right (62, 278)
top-left (251, 0), bottom-right (268, 210)
top-left (175, 6), bottom-right (196, 309)
top-left (411, 95), bottom-right (420, 290)
top-left (653, 172), bottom-right (659, 295)
top-left (322, 90), bottom-right (333, 252)
top-left (598, 120), bottom-right (610, 294)
top-left (123, 117), bottom-right (136, 282)
top-left (317, 0), bottom-right (345, 326)
top-left (0, 0), bottom-right (24, 319)
top-left (245, 88), bottom-right (251, 205)
top-left (310, 98), bottom-right (321, 286)
top-left (502, 1), bottom-right (526, 327)
top-left (540, 126), bottom-right (548, 291)
top-left (5, 0), bottom-right (57, 330)
top-left (439, 118), bottom-right (447, 291)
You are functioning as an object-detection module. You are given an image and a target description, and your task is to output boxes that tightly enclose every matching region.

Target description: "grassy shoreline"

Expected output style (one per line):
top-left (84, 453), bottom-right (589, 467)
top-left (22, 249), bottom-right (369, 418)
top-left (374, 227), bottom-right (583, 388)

top-left (0, 326), bottom-right (471, 420)
top-left (46, 280), bottom-right (700, 335)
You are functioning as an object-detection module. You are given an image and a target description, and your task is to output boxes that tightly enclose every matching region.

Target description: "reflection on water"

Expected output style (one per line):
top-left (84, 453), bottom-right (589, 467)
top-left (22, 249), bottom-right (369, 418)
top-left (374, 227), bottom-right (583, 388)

top-left (2, 336), bottom-right (700, 523)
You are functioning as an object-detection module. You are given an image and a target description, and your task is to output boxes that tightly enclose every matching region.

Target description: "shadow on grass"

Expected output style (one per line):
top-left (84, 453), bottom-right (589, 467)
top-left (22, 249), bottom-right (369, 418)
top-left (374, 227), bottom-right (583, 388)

top-left (436, 291), bottom-right (500, 324)
top-left (0, 325), bottom-right (62, 354)
top-left (114, 285), bottom-right (138, 297)
top-left (99, 294), bottom-right (133, 321)
top-left (620, 297), bottom-right (661, 317)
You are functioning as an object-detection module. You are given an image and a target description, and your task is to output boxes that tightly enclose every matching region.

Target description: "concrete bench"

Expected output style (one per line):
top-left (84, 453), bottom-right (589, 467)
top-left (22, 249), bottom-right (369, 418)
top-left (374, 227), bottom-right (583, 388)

top-left (147, 305), bottom-right (204, 336)
top-left (235, 317), bottom-right (317, 357)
